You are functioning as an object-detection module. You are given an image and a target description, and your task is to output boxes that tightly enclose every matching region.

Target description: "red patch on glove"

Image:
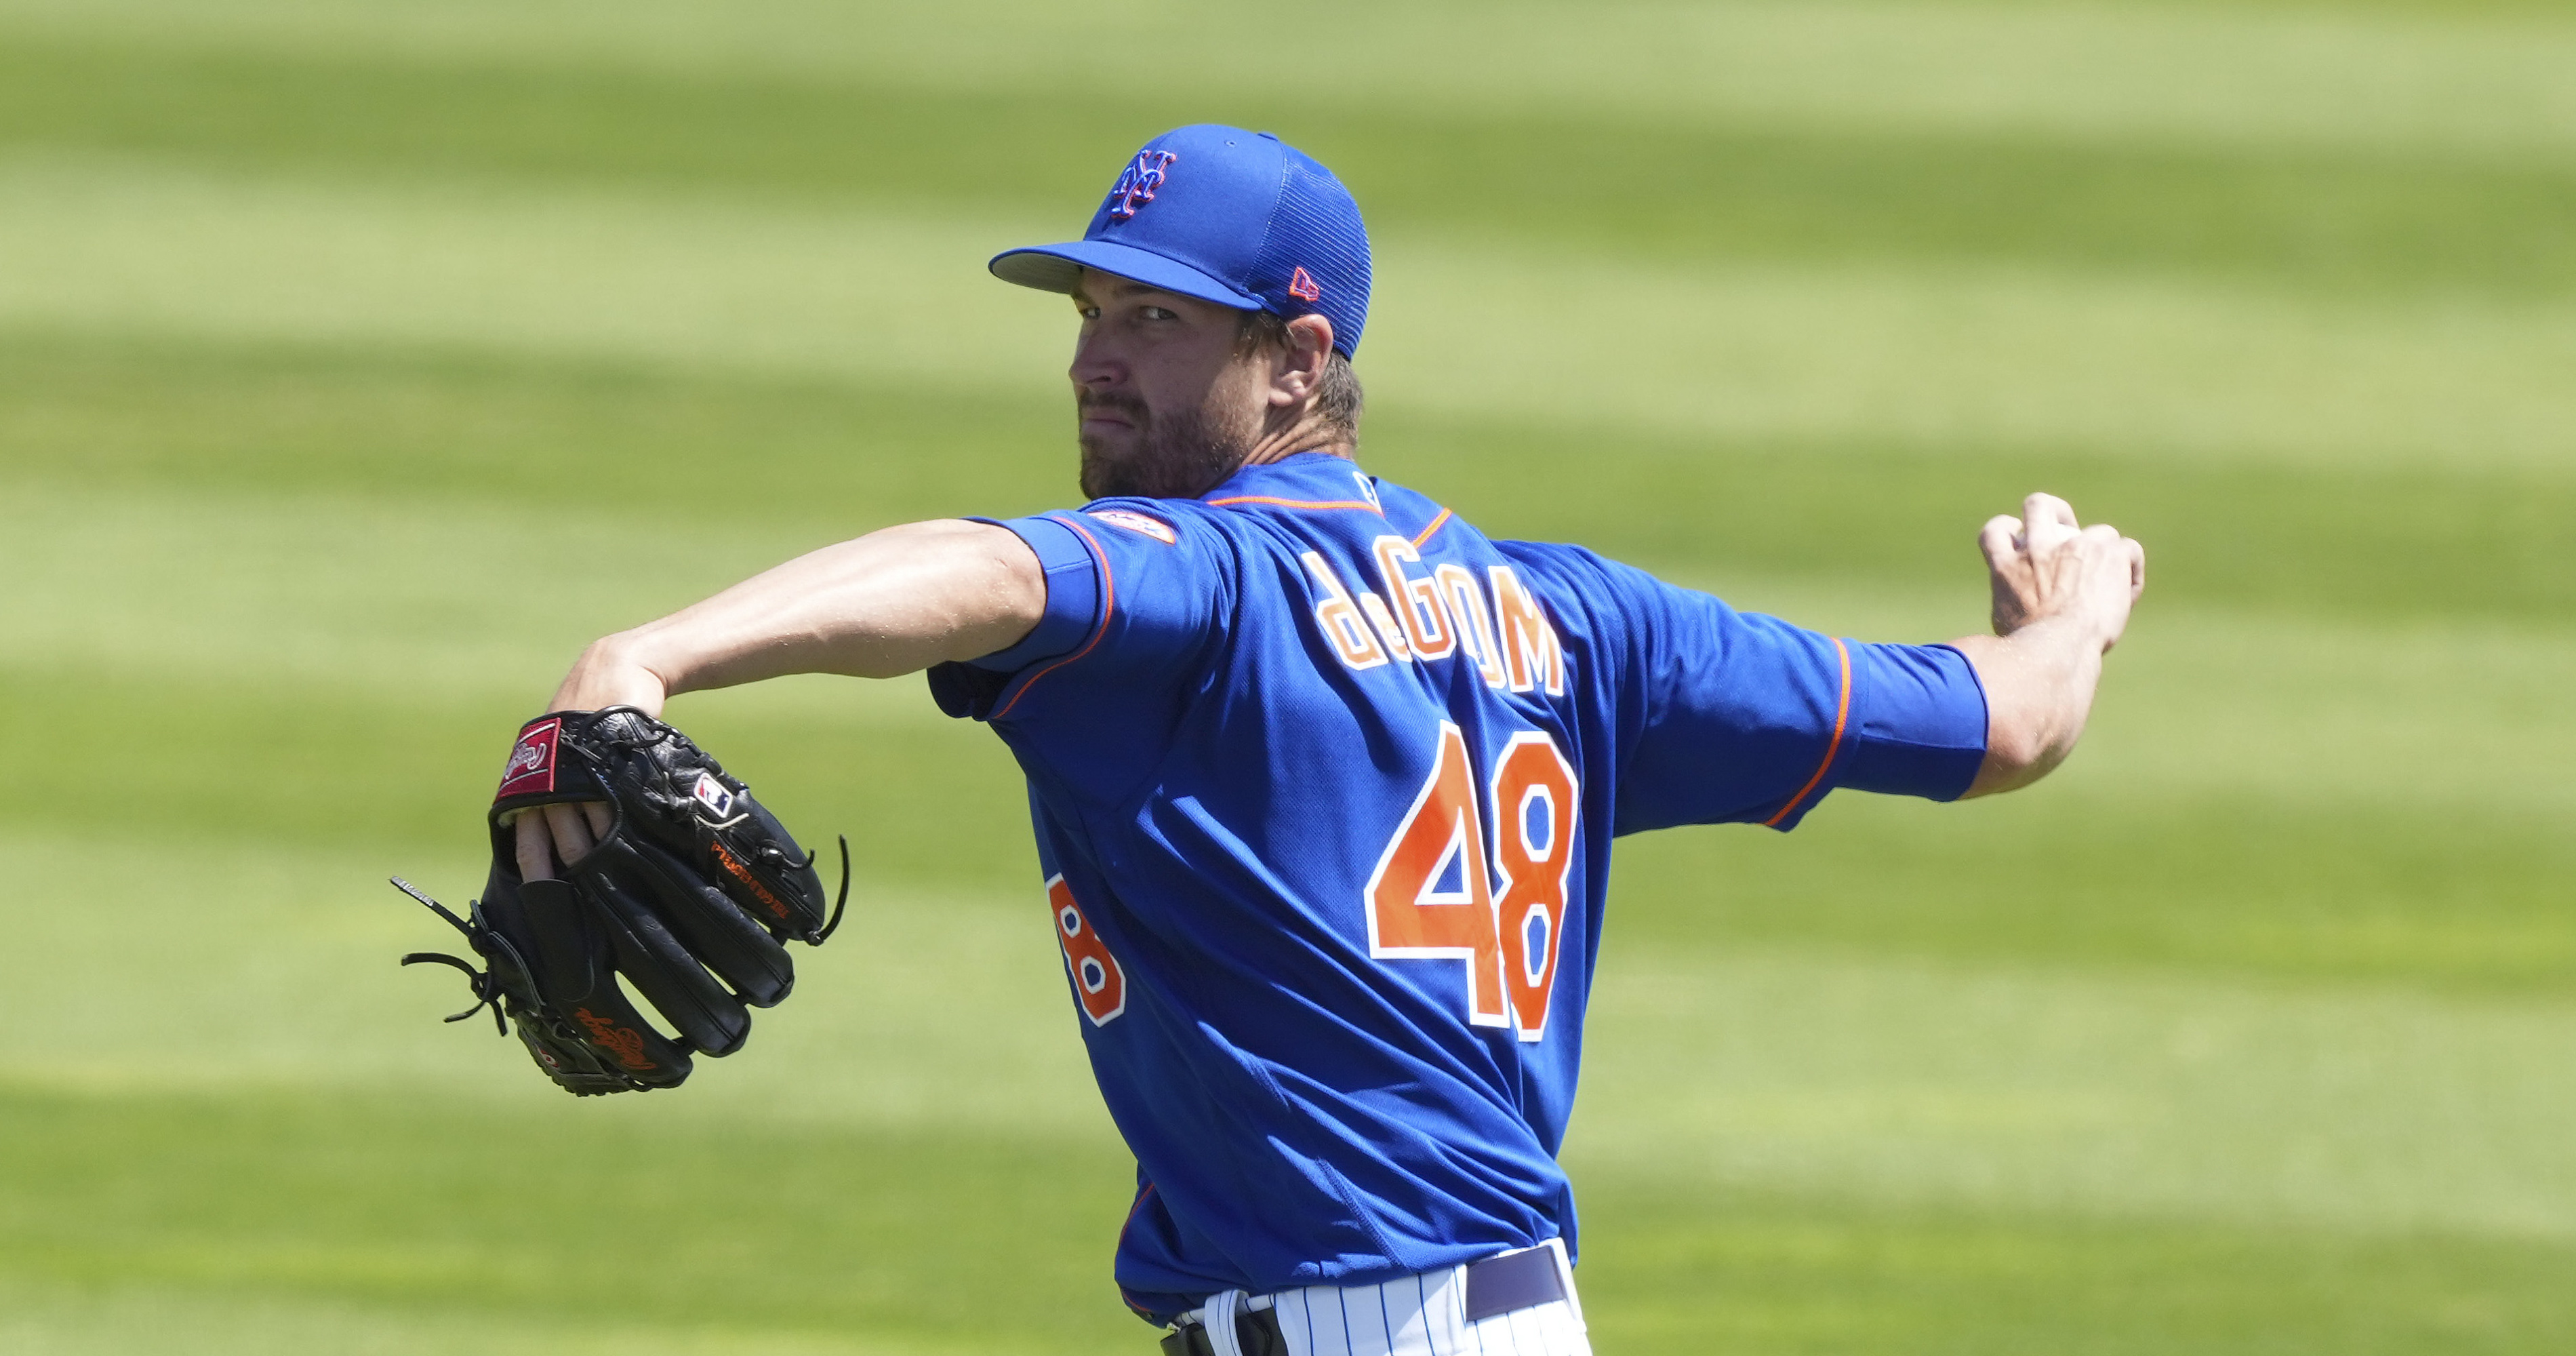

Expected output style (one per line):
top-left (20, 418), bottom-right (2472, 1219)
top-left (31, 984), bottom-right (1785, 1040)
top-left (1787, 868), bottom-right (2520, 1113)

top-left (497, 718), bottom-right (562, 799)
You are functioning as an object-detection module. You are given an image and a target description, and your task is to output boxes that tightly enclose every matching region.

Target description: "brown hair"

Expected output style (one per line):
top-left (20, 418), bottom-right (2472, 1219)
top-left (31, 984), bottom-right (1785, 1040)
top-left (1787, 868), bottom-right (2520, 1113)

top-left (1237, 309), bottom-right (1364, 450)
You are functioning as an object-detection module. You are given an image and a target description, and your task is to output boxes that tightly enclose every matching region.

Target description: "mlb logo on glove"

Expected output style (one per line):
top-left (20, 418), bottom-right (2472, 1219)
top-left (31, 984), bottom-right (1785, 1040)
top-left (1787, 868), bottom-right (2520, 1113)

top-left (690, 772), bottom-right (736, 818)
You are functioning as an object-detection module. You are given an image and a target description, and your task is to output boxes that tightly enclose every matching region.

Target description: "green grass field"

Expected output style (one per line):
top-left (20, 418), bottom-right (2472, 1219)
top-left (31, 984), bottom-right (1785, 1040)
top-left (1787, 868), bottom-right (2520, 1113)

top-left (3, 1), bottom-right (2573, 1351)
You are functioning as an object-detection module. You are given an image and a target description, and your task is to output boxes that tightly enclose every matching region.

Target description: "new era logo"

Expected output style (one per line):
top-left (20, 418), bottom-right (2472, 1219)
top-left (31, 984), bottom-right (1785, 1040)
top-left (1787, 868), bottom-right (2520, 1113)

top-left (1106, 151), bottom-right (1178, 221)
top-left (1287, 266), bottom-right (1323, 302)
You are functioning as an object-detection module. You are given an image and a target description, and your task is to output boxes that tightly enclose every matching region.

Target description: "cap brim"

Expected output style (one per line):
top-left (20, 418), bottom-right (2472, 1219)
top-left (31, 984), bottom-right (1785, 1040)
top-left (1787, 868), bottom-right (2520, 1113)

top-left (988, 241), bottom-right (1264, 312)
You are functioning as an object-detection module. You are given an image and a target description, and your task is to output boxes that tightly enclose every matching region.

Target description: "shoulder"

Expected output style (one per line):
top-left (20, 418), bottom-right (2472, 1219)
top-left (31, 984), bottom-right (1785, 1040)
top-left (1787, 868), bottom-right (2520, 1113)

top-left (1487, 538), bottom-right (1652, 622)
top-left (999, 500), bottom-right (1250, 590)
top-left (1491, 537), bottom-right (1619, 580)
top-left (1067, 497), bottom-right (1269, 553)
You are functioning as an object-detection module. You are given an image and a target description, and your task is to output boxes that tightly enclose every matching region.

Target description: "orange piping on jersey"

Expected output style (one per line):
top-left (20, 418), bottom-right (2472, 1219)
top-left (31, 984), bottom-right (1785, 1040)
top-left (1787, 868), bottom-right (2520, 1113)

top-left (1204, 496), bottom-right (1384, 514)
top-left (1117, 1182), bottom-right (1159, 1246)
top-left (1764, 637), bottom-right (1851, 828)
top-left (990, 515), bottom-right (1115, 722)
top-left (1409, 508), bottom-right (1453, 549)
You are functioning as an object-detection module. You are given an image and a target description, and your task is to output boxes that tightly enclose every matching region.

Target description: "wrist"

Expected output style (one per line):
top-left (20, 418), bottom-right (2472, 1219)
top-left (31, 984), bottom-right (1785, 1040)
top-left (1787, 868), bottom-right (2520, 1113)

top-left (549, 633), bottom-right (672, 715)
top-left (1998, 608), bottom-right (2116, 656)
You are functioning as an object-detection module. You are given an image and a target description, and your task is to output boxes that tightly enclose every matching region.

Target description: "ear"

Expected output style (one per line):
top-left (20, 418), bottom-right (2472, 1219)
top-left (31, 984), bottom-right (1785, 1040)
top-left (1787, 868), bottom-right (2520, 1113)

top-left (1268, 315), bottom-right (1337, 409)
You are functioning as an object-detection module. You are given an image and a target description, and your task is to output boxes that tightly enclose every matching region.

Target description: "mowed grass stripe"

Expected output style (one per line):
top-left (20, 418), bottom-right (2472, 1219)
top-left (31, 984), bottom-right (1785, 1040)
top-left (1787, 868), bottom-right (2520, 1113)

top-left (0, 830), bottom-right (1102, 1133)
top-left (1373, 246), bottom-right (2576, 471)
top-left (1615, 787), bottom-right (2576, 995)
top-left (9, 336), bottom-right (2573, 626)
top-left (1384, 410), bottom-right (2576, 626)
top-left (5, 1083), bottom-right (2569, 1356)
top-left (1573, 951), bottom-right (2576, 1239)
top-left (0, 1085), bottom-right (1143, 1353)
top-left (0, 478), bottom-right (882, 695)
top-left (5, 0), bottom-right (2575, 160)
top-left (9, 35), bottom-right (2576, 299)
top-left (0, 159), bottom-right (1065, 395)
top-left (1573, 1177), bottom-right (2576, 1356)
top-left (10, 159), bottom-right (2576, 471)
top-left (0, 661), bottom-right (1043, 891)
top-left (0, 1281), bottom-right (973, 1356)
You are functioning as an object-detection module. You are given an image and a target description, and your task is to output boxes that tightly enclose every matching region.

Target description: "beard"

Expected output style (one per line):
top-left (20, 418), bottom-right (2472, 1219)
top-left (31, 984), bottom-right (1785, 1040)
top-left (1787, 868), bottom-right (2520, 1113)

top-left (1077, 389), bottom-right (1257, 500)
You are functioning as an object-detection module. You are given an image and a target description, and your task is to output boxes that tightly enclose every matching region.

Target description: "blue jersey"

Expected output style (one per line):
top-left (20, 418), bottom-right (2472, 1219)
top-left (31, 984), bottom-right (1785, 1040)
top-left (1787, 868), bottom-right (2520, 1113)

top-left (928, 452), bottom-right (1986, 1320)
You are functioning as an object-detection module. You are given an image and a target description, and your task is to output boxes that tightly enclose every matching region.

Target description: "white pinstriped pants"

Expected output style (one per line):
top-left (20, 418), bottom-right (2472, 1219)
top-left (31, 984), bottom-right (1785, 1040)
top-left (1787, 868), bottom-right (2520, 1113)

top-left (1186, 1241), bottom-right (1592, 1356)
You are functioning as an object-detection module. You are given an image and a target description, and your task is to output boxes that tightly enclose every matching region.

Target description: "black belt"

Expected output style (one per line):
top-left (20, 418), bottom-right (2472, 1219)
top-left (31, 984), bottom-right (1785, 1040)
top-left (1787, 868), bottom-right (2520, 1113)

top-left (1161, 1245), bottom-right (1566, 1355)
top-left (1160, 1309), bottom-right (1286, 1356)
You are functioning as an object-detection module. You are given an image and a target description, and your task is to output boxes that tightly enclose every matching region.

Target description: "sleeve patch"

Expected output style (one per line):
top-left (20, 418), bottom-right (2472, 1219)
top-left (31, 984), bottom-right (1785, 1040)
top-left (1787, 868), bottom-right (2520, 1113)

top-left (1089, 509), bottom-right (1178, 544)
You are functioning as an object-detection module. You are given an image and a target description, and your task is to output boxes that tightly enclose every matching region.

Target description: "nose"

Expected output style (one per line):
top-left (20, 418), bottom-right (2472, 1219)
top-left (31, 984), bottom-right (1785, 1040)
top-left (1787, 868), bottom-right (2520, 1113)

top-left (1070, 325), bottom-right (1125, 392)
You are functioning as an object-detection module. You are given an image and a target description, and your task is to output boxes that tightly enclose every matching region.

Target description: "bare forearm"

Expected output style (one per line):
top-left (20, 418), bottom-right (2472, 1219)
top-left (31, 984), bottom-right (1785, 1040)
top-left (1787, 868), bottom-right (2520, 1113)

top-left (1946, 622), bottom-right (2106, 797)
top-left (548, 519), bottom-right (1045, 715)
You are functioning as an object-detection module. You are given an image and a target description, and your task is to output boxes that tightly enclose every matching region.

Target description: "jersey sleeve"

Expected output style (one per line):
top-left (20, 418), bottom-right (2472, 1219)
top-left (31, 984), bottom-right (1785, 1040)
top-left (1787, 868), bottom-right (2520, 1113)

top-left (926, 504), bottom-right (1232, 724)
top-left (1520, 546), bottom-right (1988, 834)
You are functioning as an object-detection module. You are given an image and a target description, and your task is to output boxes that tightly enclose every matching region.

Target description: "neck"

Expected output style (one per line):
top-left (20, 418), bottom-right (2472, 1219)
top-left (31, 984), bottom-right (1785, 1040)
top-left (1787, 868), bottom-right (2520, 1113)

top-left (1235, 408), bottom-right (1350, 473)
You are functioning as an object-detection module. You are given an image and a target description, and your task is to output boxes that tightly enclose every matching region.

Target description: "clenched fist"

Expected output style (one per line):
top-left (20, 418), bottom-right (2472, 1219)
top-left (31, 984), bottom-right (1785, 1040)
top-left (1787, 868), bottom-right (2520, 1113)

top-left (1978, 493), bottom-right (2146, 651)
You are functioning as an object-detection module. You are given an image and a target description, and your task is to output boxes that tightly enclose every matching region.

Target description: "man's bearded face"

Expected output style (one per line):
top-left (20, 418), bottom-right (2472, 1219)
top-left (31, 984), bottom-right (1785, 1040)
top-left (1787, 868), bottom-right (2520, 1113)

top-left (1068, 268), bottom-right (1271, 501)
top-left (1077, 386), bottom-right (1257, 500)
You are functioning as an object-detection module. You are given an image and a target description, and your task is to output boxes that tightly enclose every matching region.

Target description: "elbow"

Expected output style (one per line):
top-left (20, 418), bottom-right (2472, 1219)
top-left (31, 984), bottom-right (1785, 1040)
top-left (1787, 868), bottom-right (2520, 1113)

top-left (1965, 727), bottom-right (2047, 799)
top-left (1963, 709), bottom-right (2077, 799)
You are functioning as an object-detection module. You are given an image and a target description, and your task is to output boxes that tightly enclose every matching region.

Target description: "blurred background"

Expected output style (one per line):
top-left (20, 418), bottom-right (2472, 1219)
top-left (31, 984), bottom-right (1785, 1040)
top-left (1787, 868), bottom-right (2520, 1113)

top-left (3, 0), bottom-right (2572, 1351)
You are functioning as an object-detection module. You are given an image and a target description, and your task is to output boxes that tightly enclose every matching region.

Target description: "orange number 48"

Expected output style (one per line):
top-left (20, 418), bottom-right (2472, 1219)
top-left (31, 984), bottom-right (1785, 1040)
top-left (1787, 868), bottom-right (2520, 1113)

top-left (1364, 723), bottom-right (1578, 1042)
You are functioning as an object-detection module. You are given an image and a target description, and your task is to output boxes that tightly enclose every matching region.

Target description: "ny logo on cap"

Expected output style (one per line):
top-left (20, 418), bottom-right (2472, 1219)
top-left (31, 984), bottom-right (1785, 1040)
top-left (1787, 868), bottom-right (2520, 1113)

top-left (1105, 150), bottom-right (1178, 220)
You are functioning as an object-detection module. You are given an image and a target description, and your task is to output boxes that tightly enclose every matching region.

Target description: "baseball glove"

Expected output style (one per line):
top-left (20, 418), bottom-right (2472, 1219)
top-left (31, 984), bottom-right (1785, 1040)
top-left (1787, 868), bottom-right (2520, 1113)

top-left (392, 708), bottom-right (845, 1095)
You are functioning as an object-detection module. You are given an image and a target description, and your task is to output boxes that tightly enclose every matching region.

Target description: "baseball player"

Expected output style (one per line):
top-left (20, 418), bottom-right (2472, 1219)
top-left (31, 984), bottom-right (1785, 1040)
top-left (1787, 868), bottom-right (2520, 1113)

top-left (515, 125), bottom-right (2144, 1355)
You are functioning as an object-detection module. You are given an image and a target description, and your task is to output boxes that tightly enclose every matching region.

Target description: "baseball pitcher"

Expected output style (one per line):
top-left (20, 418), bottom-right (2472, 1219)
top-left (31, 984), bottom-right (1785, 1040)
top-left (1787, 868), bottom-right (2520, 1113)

top-left (448, 125), bottom-right (2144, 1355)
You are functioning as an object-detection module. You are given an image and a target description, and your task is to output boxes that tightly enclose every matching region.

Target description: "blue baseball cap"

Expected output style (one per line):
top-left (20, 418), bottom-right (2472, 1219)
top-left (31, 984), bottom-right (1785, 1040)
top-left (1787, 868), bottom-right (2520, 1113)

top-left (990, 125), bottom-right (1373, 357)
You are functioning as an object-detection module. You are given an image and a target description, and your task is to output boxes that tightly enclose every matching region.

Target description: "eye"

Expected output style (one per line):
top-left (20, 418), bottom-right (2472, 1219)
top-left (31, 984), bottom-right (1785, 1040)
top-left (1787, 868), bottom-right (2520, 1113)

top-left (1140, 305), bottom-right (1178, 321)
top-left (1075, 303), bottom-right (1100, 321)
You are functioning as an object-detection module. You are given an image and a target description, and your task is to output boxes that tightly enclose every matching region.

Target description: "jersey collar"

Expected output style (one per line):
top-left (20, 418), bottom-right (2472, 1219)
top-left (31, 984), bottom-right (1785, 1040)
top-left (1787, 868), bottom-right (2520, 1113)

top-left (1199, 451), bottom-right (1380, 513)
